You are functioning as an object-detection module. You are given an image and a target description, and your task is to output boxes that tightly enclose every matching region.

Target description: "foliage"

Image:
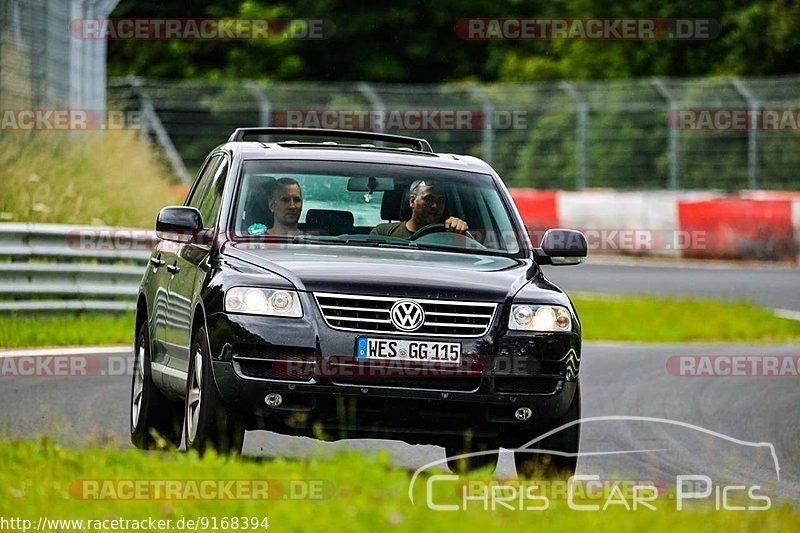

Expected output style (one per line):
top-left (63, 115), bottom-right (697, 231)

top-left (107, 0), bottom-right (800, 83)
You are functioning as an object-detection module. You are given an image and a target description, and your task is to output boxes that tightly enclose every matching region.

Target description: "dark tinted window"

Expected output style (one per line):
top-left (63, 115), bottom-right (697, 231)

top-left (186, 155), bottom-right (222, 209)
top-left (198, 158), bottom-right (229, 228)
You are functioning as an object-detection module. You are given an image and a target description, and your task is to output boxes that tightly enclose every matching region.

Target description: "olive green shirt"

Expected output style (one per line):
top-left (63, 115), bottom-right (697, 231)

top-left (370, 222), bottom-right (414, 240)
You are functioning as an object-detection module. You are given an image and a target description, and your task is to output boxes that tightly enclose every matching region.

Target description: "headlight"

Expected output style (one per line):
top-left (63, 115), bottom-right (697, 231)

top-left (508, 304), bottom-right (571, 332)
top-left (224, 287), bottom-right (303, 318)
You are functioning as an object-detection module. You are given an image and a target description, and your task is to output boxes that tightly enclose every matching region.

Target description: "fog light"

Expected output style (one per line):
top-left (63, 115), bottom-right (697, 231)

top-left (264, 393), bottom-right (283, 407)
top-left (514, 407), bottom-right (533, 421)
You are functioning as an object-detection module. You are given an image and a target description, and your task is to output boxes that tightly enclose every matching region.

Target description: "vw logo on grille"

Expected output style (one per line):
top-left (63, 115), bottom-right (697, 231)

top-left (390, 300), bottom-right (425, 331)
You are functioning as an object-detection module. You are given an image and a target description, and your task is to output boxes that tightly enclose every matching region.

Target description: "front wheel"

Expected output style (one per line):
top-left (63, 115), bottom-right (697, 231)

top-left (130, 322), bottom-right (182, 449)
top-left (184, 326), bottom-right (245, 456)
top-left (512, 381), bottom-right (581, 478)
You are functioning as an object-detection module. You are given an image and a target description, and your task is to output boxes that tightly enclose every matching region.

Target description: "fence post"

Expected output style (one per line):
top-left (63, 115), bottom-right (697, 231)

top-left (245, 81), bottom-right (272, 126)
top-left (358, 82), bottom-right (386, 132)
top-left (560, 81), bottom-right (588, 189)
top-left (468, 84), bottom-right (495, 164)
top-left (652, 77), bottom-right (679, 190)
top-left (128, 76), bottom-right (192, 184)
top-left (731, 78), bottom-right (760, 190)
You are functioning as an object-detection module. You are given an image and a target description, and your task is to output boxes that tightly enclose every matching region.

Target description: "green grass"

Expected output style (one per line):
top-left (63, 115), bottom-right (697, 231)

top-left (3, 295), bottom-right (800, 349)
top-left (0, 130), bottom-right (181, 227)
top-left (0, 438), bottom-right (794, 532)
top-left (0, 312), bottom-right (134, 348)
top-left (573, 294), bottom-right (800, 343)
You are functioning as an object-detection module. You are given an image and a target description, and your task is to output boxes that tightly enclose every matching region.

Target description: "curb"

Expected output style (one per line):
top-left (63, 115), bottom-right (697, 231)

top-left (0, 345), bottom-right (130, 358)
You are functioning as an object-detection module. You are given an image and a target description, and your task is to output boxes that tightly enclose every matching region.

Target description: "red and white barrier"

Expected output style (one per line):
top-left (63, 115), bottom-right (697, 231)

top-left (793, 198), bottom-right (800, 255)
top-left (509, 189), bottom-right (800, 262)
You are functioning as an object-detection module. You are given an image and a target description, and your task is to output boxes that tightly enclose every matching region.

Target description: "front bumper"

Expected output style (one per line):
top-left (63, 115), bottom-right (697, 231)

top-left (206, 305), bottom-right (581, 445)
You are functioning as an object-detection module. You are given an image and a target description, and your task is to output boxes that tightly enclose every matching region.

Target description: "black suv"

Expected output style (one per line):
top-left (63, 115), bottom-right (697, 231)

top-left (131, 128), bottom-right (587, 475)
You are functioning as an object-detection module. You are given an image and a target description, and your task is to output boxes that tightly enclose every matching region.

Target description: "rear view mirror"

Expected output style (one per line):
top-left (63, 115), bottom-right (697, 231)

top-left (347, 176), bottom-right (395, 192)
top-left (536, 228), bottom-right (587, 266)
top-left (156, 206), bottom-right (204, 243)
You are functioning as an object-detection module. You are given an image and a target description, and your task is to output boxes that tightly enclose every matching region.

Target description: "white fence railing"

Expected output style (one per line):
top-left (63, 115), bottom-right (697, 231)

top-left (0, 223), bottom-right (153, 312)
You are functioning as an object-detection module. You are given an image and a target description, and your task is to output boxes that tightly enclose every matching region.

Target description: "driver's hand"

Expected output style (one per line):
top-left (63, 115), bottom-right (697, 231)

top-left (444, 216), bottom-right (469, 234)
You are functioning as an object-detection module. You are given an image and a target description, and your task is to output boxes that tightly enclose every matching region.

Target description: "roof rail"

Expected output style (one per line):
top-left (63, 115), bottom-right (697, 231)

top-left (227, 127), bottom-right (433, 153)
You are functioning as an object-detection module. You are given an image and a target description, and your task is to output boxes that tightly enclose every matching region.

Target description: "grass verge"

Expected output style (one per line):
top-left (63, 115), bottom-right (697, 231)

top-left (0, 438), bottom-right (795, 532)
top-left (0, 130), bottom-right (180, 227)
top-left (1, 295), bottom-right (799, 349)
top-left (572, 294), bottom-right (800, 343)
top-left (0, 312), bottom-right (134, 348)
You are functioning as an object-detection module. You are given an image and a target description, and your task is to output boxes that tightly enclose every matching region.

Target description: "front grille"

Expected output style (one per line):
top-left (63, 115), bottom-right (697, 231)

top-left (314, 292), bottom-right (496, 337)
top-left (494, 376), bottom-right (561, 394)
top-left (232, 345), bottom-right (316, 382)
top-left (327, 354), bottom-right (483, 392)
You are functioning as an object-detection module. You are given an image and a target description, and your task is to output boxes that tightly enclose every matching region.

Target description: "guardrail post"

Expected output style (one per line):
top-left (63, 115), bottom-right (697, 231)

top-left (652, 77), bottom-right (680, 190)
top-left (732, 78), bottom-right (760, 190)
top-left (560, 81), bottom-right (588, 189)
top-left (468, 84), bottom-right (495, 164)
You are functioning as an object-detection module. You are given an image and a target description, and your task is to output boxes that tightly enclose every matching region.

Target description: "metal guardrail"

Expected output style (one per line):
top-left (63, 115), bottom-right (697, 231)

top-left (0, 223), bottom-right (154, 312)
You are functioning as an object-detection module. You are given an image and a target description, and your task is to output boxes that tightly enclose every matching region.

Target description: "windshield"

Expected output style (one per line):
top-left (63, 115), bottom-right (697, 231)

top-left (231, 159), bottom-right (523, 256)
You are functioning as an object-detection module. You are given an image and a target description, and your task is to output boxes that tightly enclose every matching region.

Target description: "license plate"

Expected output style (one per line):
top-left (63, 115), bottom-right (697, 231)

top-left (356, 337), bottom-right (461, 364)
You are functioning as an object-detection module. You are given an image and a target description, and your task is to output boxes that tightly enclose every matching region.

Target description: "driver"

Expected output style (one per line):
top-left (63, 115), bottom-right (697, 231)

top-left (371, 179), bottom-right (468, 239)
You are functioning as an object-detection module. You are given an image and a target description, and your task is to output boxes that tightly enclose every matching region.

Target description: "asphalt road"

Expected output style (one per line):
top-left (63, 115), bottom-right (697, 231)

top-left (1, 342), bottom-right (797, 503)
top-left (542, 259), bottom-right (800, 312)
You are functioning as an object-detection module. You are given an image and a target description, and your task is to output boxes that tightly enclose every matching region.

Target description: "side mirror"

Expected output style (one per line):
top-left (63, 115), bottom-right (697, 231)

top-left (535, 228), bottom-right (587, 266)
top-left (156, 206), bottom-right (204, 243)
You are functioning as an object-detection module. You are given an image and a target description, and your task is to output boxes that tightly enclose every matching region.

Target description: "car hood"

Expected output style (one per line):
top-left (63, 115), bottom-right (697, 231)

top-left (223, 242), bottom-right (537, 302)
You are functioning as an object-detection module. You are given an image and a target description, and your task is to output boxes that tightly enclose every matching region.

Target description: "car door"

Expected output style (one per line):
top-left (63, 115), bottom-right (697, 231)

top-left (163, 154), bottom-right (229, 393)
top-left (156, 154), bottom-right (222, 389)
top-left (148, 238), bottom-right (176, 373)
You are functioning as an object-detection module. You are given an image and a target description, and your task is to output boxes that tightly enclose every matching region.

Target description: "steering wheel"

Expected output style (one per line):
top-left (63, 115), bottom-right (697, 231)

top-left (408, 222), bottom-right (477, 242)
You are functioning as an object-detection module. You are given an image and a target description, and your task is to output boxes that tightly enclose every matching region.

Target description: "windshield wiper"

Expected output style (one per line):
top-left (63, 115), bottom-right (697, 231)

top-left (410, 242), bottom-right (511, 257)
top-left (291, 235), bottom-right (419, 249)
top-left (343, 238), bottom-right (418, 249)
top-left (291, 235), bottom-right (341, 245)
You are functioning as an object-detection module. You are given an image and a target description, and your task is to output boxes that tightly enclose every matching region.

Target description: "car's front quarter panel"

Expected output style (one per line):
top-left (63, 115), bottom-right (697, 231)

top-left (507, 271), bottom-right (583, 382)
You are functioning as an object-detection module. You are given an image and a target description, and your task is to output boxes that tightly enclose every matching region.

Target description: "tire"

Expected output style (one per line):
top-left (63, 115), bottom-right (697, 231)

top-left (184, 326), bottom-right (245, 456)
top-left (445, 435), bottom-right (499, 474)
top-left (513, 381), bottom-right (581, 479)
top-left (130, 322), bottom-right (182, 449)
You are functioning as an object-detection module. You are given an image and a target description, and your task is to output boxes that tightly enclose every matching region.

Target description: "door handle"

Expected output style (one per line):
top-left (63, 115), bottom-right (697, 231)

top-left (150, 257), bottom-right (165, 269)
top-left (166, 263), bottom-right (180, 275)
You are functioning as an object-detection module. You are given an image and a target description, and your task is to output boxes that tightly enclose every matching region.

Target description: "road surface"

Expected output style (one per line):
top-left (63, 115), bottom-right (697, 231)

top-left (1, 342), bottom-right (797, 502)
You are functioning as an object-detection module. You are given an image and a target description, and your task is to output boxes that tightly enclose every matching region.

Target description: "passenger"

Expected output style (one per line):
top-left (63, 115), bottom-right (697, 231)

top-left (371, 179), bottom-right (468, 239)
top-left (248, 177), bottom-right (303, 236)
